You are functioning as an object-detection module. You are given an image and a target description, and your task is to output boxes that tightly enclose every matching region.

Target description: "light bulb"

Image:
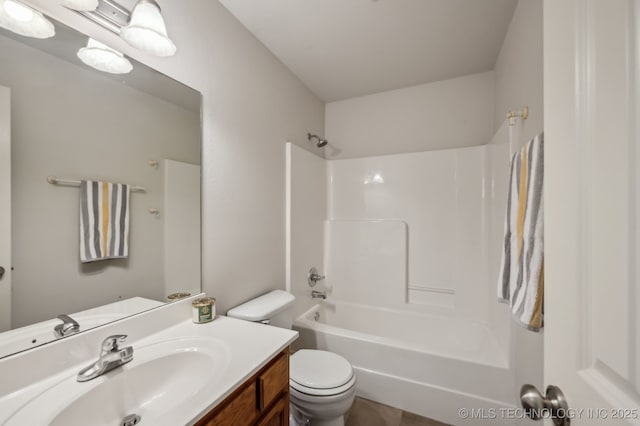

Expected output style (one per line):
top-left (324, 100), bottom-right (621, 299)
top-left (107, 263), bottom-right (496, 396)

top-left (4, 0), bottom-right (34, 22)
top-left (77, 38), bottom-right (133, 74)
top-left (120, 0), bottom-right (176, 57)
top-left (0, 0), bottom-right (55, 39)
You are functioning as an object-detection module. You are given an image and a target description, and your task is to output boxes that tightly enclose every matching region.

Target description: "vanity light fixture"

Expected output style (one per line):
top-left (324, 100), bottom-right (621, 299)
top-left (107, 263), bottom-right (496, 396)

top-left (120, 0), bottom-right (176, 57)
top-left (77, 37), bottom-right (133, 74)
top-left (62, 0), bottom-right (99, 12)
top-left (0, 0), bottom-right (55, 39)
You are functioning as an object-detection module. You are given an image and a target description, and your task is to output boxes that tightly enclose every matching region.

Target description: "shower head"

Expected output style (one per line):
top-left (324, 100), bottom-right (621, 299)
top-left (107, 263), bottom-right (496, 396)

top-left (308, 133), bottom-right (328, 148)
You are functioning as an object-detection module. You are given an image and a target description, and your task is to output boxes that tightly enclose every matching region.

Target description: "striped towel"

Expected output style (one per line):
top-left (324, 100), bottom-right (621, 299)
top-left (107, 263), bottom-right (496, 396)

top-left (80, 181), bottom-right (130, 263)
top-left (497, 133), bottom-right (544, 331)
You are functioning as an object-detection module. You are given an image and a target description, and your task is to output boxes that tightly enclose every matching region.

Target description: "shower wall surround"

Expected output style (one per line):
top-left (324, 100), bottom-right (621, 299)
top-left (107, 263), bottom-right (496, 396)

top-left (286, 141), bottom-right (510, 327)
top-left (326, 144), bottom-right (509, 325)
top-left (285, 143), bottom-right (327, 317)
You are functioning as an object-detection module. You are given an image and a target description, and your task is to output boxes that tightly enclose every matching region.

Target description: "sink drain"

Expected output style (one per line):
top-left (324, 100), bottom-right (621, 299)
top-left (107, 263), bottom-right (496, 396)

top-left (121, 414), bottom-right (141, 426)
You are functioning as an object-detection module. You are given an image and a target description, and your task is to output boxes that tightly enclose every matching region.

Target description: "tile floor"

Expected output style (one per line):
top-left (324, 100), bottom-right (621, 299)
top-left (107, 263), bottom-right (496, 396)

top-left (346, 397), bottom-right (449, 426)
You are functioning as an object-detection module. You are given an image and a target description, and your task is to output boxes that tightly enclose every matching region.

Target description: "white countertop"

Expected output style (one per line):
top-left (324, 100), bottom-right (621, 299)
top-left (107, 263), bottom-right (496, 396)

top-left (0, 305), bottom-right (298, 426)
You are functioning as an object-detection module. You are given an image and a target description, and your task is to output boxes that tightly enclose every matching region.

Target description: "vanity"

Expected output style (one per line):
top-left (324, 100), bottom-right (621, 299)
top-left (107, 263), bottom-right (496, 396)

top-left (197, 348), bottom-right (290, 426)
top-left (0, 297), bottom-right (298, 426)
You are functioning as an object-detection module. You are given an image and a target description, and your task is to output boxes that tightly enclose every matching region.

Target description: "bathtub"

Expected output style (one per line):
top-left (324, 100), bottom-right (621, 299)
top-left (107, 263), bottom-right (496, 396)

top-left (293, 301), bottom-right (518, 425)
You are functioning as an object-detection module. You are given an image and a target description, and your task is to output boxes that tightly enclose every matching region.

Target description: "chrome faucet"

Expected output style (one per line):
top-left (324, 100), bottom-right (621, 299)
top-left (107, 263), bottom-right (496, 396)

top-left (311, 290), bottom-right (327, 299)
top-left (77, 335), bottom-right (133, 382)
top-left (54, 314), bottom-right (80, 337)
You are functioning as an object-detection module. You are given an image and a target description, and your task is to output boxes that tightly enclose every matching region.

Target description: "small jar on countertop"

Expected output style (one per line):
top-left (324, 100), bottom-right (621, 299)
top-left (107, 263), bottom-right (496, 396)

top-left (167, 292), bottom-right (191, 302)
top-left (192, 297), bottom-right (216, 324)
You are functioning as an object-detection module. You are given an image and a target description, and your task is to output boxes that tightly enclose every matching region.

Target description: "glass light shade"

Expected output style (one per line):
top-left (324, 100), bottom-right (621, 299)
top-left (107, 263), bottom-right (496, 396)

top-left (120, 1), bottom-right (176, 57)
top-left (0, 0), bottom-right (55, 39)
top-left (62, 0), bottom-right (98, 11)
top-left (77, 38), bottom-right (133, 74)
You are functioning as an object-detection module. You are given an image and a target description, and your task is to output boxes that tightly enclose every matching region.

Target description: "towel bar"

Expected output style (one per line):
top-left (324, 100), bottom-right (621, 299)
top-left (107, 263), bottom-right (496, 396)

top-left (47, 176), bottom-right (146, 192)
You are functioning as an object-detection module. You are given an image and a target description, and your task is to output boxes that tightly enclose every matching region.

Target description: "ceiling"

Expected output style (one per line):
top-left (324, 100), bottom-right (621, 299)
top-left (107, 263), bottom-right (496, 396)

top-left (219, 0), bottom-right (518, 102)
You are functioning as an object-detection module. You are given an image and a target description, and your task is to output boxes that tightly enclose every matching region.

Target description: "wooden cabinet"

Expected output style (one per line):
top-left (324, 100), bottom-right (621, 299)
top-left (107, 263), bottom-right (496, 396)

top-left (196, 349), bottom-right (290, 426)
top-left (257, 395), bottom-right (288, 426)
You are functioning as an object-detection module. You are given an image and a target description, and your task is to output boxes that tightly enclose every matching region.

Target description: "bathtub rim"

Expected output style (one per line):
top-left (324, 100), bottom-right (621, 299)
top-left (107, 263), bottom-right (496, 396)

top-left (293, 301), bottom-right (510, 369)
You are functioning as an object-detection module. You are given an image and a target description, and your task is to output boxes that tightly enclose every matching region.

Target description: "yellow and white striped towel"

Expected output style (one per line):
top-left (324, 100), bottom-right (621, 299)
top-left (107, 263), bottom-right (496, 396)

top-left (80, 180), bottom-right (130, 263)
top-left (497, 133), bottom-right (544, 331)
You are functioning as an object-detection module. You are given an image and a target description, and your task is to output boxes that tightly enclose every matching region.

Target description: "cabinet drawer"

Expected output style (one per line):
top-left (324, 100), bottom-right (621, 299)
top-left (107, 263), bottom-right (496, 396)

top-left (257, 351), bottom-right (289, 410)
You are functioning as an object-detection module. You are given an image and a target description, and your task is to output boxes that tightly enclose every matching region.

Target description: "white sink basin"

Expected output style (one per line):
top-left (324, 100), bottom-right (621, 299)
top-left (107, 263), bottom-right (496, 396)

top-left (4, 337), bottom-right (230, 426)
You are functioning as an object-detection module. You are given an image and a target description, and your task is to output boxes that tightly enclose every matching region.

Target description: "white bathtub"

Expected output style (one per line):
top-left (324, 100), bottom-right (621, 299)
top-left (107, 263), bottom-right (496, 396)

top-left (293, 301), bottom-right (518, 425)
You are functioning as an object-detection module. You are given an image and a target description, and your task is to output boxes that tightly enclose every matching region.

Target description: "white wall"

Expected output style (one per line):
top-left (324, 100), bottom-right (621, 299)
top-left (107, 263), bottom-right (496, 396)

top-left (493, 0), bottom-right (544, 412)
top-left (1, 34), bottom-right (200, 327)
top-left (324, 71), bottom-right (495, 159)
top-left (285, 143), bottom-right (326, 317)
top-left (24, 0), bottom-right (326, 314)
top-left (494, 0), bottom-right (544, 144)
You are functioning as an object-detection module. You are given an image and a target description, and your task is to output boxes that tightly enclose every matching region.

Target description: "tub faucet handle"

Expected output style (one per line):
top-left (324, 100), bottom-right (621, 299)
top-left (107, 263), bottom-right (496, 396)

top-left (308, 267), bottom-right (325, 287)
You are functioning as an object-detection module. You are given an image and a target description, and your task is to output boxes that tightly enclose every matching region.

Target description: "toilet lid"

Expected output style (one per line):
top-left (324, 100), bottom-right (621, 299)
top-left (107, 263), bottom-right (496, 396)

top-left (290, 350), bottom-right (354, 390)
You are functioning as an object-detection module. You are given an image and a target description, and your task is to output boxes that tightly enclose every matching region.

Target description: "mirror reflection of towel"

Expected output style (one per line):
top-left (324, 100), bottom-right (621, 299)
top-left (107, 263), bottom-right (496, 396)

top-left (497, 133), bottom-right (544, 331)
top-left (80, 180), bottom-right (130, 263)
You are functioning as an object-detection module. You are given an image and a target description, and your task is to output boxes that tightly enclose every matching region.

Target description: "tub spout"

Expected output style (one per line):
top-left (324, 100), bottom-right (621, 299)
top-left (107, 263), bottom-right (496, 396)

top-left (311, 290), bottom-right (326, 300)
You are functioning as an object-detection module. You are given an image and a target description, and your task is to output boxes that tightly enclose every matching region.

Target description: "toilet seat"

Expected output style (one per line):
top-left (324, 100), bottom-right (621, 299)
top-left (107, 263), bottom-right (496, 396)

top-left (290, 350), bottom-right (355, 397)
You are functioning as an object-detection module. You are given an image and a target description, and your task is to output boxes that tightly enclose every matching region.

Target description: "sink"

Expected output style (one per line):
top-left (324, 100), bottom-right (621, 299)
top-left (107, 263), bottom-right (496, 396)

top-left (4, 337), bottom-right (230, 426)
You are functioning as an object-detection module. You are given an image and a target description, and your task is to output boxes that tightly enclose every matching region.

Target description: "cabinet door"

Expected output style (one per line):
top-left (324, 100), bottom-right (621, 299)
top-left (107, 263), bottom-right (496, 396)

top-left (195, 349), bottom-right (290, 426)
top-left (199, 382), bottom-right (258, 426)
top-left (257, 395), bottom-right (289, 426)
top-left (257, 352), bottom-right (289, 410)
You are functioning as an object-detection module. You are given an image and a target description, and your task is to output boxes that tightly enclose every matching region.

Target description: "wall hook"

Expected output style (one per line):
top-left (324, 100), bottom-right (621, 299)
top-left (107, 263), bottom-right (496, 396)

top-left (506, 106), bottom-right (529, 126)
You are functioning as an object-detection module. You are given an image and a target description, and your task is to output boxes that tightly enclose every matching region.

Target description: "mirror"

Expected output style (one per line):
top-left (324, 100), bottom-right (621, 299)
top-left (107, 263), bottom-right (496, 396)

top-left (0, 16), bottom-right (202, 358)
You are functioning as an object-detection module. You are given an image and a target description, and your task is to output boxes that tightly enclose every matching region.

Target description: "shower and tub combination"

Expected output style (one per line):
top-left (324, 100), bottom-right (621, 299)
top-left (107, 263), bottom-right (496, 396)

top-left (286, 118), bottom-right (532, 425)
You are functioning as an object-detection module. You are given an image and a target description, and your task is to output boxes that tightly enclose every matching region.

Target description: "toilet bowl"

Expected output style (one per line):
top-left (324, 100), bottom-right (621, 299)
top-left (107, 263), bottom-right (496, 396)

top-left (289, 349), bottom-right (356, 426)
top-left (227, 290), bottom-right (356, 426)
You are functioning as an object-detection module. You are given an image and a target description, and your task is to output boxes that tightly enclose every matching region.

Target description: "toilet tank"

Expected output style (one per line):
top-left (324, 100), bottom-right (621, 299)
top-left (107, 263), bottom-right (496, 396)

top-left (227, 290), bottom-right (296, 329)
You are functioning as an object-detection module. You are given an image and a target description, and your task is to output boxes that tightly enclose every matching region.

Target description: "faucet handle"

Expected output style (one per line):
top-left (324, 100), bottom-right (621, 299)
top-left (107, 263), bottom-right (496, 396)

top-left (308, 267), bottom-right (326, 287)
top-left (57, 314), bottom-right (79, 327)
top-left (54, 314), bottom-right (80, 337)
top-left (101, 334), bottom-right (128, 355)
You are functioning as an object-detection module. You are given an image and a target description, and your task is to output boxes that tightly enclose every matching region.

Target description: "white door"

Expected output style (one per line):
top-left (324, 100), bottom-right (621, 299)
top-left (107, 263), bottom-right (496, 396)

top-left (0, 86), bottom-right (10, 332)
top-left (544, 0), bottom-right (640, 424)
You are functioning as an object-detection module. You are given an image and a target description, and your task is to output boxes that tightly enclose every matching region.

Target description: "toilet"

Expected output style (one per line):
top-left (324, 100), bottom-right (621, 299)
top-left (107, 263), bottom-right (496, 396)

top-left (227, 290), bottom-right (356, 426)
